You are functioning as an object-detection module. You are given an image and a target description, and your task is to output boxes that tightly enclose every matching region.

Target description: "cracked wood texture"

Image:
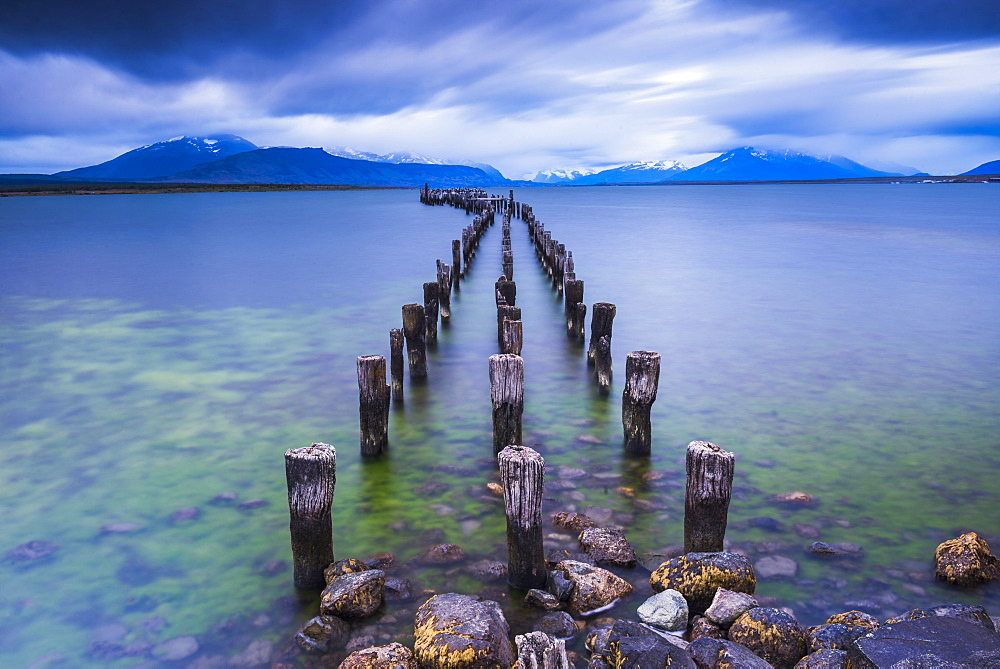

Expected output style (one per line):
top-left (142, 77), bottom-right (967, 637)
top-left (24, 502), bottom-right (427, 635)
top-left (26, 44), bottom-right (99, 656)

top-left (389, 328), bottom-right (404, 402)
top-left (499, 445), bottom-right (547, 590)
top-left (402, 303), bottom-right (427, 378)
top-left (587, 302), bottom-right (616, 364)
top-left (490, 354), bottom-right (524, 455)
top-left (423, 281), bottom-right (439, 343)
top-left (357, 355), bottom-right (389, 456)
top-left (285, 442), bottom-right (337, 589)
top-left (684, 440), bottom-right (735, 553)
top-left (622, 351), bottom-right (661, 455)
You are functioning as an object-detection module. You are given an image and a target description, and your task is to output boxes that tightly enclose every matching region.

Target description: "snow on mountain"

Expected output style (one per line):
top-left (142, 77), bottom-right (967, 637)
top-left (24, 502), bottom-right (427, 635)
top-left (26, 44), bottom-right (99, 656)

top-left (326, 147), bottom-right (506, 180)
top-left (668, 146), bottom-right (900, 181)
top-left (531, 168), bottom-right (598, 184)
top-left (533, 160), bottom-right (686, 184)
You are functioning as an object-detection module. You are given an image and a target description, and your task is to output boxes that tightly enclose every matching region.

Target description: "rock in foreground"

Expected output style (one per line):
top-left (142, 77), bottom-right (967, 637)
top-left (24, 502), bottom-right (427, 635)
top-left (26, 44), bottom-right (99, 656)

top-left (413, 593), bottom-right (515, 668)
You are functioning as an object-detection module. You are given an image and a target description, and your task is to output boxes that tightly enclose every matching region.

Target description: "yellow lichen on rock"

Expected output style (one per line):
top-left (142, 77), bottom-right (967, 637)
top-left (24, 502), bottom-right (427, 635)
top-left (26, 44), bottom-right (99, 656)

top-left (934, 531), bottom-right (1000, 586)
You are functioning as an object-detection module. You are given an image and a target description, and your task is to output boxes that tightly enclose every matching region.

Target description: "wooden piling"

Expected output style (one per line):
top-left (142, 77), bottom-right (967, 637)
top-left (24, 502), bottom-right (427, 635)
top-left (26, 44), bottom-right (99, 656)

top-left (284, 442), bottom-right (336, 590)
top-left (515, 632), bottom-right (570, 669)
top-left (389, 329), bottom-right (404, 401)
top-left (564, 279), bottom-right (583, 337)
top-left (489, 354), bottom-right (524, 456)
top-left (684, 440), bottom-right (735, 553)
top-left (498, 445), bottom-right (546, 590)
top-left (357, 355), bottom-right (390, 456)
top-left (497, 305), bottom-right (522, 350)
top-left (501, 319), bottom-right (523, 356)
top-left (595, 335), bottom-right (612, 394)
top-left (423, 281), bottom-right (440, 343)
top-left (402, 304), bottom-right (427, 378)
top-left (572, 302), bottom-right (587, 341)
top-left (438, 263), bottom-right (451, 320)
top-left (621, 351), bottom-right (660, 455)
top-left (496, 276), bottom-right (516, 307)
top-left (587, 302), bottom-right (616, 365)
top-left (452, 240), bottom-right (462, 281)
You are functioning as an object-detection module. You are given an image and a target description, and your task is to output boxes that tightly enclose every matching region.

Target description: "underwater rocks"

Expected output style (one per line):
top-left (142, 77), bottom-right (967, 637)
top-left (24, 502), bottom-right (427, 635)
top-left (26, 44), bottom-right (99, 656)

top-left (934, 531), bottom-right (1000, 586)
top-left (578, 527), bottom-right (638, 567)
top-left (688, 637), bottom-right (773, 668)
top-left (553, 559), bottom-right (634, 616)
top-left (339, 641), bottom-right (418, 668)
top-left (413, 593), bottom-right (515, 668)
top-left (4, 539), bottom-right (58, 563)
top-left (650, 551), bottom-right (756, 613)
top-left (294, 615), bottom-right (349, 653)
top-left (591, 619), bottom-right (694, 668)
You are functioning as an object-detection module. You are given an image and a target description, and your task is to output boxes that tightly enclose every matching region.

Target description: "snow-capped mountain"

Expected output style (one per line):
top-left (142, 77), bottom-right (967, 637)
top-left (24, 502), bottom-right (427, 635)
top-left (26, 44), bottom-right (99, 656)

top-left (668, 147), bottom-right (900, 181)
top-left (326, 147), bottom-right (506, 181)
top-left (56, 135), bottom-right (259, 179)
top-left (532, 160), bottom-right (686, 184)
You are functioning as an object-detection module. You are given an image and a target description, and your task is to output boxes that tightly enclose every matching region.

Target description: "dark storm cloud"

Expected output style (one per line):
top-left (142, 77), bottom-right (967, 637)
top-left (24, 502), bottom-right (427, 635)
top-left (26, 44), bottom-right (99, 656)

top-left (705, 0), bottom-right (1000, 44)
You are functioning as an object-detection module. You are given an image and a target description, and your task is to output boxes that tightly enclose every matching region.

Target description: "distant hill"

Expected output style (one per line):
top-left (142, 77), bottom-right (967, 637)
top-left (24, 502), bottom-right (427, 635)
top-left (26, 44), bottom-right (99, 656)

top-left (668, 147), bottom-right (901, 181)
top-left (532, 161), bottom-right (686, 184)
top-left (56, 135), bottom-right (259, 179)
top-left (326, 147), bottom-right (507, 181)
top-left (960, 159), bottom-right (1000, 175)
top-left (155, 147), bottom-right (505, 187)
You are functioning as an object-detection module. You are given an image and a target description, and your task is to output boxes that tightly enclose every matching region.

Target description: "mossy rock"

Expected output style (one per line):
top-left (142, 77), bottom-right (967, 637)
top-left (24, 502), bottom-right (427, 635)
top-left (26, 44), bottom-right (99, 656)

top-left (553, 559), bottom-right (634, 616)
top-left (413, 593), bottom-right (515, 668)
top-left (649, 552), bottom-right (755, 613)
top-left (824, 610), bottom-right (880, 632)
top-left (318, 569), bottom-right (384, 619)
top-left (934, 532), bottom-right (1000, 586)
top-left (729, 607), bottom-right (809, 669)
top-left (339, 642), bottom-right (418, 668)
top-left (323, 558), bottom-right (371, 585)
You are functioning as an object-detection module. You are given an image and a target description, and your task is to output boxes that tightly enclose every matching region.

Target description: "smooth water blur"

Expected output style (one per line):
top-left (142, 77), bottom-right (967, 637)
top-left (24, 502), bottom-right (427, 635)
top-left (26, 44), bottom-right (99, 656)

top-left (1, 185), bottom-right (998, 667)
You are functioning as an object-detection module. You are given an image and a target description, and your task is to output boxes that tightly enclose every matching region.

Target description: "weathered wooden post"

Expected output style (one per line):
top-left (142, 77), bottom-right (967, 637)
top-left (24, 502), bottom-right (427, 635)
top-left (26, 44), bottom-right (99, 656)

top-left (684, 440), bottom-right (735, 553)
top-left (501, 319), bottom-right (523, 356)
top-left (497, 305), bottom-right (522, 349)
top-left (438, 263), bottom-right (451, 320)
top-left (284, 442), bottom-right (336, 590)
top-left (357, 355), bottom-right (389, 456)
top-left (595, 335), bottom-right (612, 394)
top-left (498, 445), bottom-right (546, 590)
top-left (402, 303), bottom-right (427, 378)
top-left (452, 239), bottom-right (462, 281)
top-left (389, 329), bottom-right (404, 401)
top-left (565, 279), bottom-right (583, 337)
top-left (515, 632), bottom-right (570, 669)
top-left (490, 354), bottom-right (524, 455)
top-left (588, 302), bottom-right (616, 364)
top-left (496, 276), bottom-right (516, 307)
top-left (572, 303), bottom-right (587, 342)
top-left (423, 281), bottom-right (439, 343)
top-left (621, 351), bottom-right (660, 455)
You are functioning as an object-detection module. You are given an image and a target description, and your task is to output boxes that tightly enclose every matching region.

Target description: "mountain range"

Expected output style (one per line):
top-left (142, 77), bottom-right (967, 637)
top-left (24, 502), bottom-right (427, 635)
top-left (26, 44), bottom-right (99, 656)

top-left (5, 134), bottom-right (997, 187)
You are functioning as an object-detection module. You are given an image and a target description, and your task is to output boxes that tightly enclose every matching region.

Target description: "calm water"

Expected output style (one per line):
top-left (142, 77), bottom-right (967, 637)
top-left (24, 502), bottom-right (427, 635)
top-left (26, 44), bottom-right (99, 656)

top-left (1, 185), bottom-right (998, 666)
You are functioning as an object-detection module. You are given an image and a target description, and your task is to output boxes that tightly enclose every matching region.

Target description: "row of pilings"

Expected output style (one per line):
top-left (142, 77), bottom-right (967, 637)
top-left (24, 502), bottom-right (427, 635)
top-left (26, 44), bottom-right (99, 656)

top-left (285, 184), bottom-right (737, 625)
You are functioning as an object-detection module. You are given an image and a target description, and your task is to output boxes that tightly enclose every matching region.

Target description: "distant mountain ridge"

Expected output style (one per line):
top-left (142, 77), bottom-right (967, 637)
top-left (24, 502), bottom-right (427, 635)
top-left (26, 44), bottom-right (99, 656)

top-left (57, 135), bottom-right (259, 179)
top-left (325, 147), bottom-right (506, 181)
top-left (960, 159), bottom-right (1000, 176)
top-left (667, 147), bottom-right (901, 181)
top-left (532, 161), bottom-right (685, 184)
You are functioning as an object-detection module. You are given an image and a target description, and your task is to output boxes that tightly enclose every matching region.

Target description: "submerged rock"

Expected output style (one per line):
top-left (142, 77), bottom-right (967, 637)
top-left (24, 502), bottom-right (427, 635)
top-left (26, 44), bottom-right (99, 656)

top-left (169, 506), bottom-right (200, 522)
top-left (578, 527), bottom-right (638, 567)
top-left (823, 610), bottom-right (880, 632)
top-left (847, 616), bottom-right (1000, 667)
top-left (294, 615), bottom-right (349, 653)
top-left (729, 607), bottom-right (808, 668)
top-left (384, 577), bottom-right (412, 600)
top-left (552, 511), bottom-right (596, 533)
top-left (755, 554), bottom-right (799, 579)
top-left (152, 635), bottom-right (199, 661)
top-left (553, 559), bottom-right (634, 616)
top-left (339, 642), bottom-right (418, 668)
top-left (468, 559), bottom-right (507, 583)
top-left (4, 540), bottom-right (59, 563)
top-left (533, 611), bottom-right (577, 639)
top-left (807, 542), bottom-right (863, 558)
top-left (413, 593), bottom-right (515, 668)
top-left (650, 552), bottom-right (756, 613)
top-left (769, 491), bottom-right (816, 505)
top-left (416, 543), bottom-right (466, 564)
top-left (934, 531), bottom-right (1000, 586)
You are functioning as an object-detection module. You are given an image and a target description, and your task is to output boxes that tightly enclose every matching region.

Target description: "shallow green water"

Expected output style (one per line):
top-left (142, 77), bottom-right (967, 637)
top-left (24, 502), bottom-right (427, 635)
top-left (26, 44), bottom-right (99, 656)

top-left (1, 186), bottom-right (998, 667)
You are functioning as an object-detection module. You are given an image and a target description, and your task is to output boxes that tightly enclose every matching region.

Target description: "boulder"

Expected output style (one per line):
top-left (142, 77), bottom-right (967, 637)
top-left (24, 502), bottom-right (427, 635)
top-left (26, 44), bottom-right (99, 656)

top-left (688, 637), bottom-right (772, 668)
top-left (703, 587), bottom-right (758, 628)
top-left (807, 542), bottom-right (863, 559)
top-left (363, 552), bottom-right (395, 569)
top-left (729, 607), bottom-right (809, 668)
top-left (416, 543), bottom-right (466, 564)
top-left (514, 631), bottom-right (571, 669)
top-left (413, 593), bottom-right (515, 668)
top-left (324, 558), bottom-right (371, 585)
top-left (650, 552), bottom-right (756, 613)
top-left (553, 560), bottom-right (634, 616)
top-left (594, 619), bottom-right (695, 668)
top-left (547, 569), bottom-right (574, 603)
top-left (636, 589), bottom-right (689, 632)
top-left (934, 532), bottom-right (1000, 586)
top-left (689, 615), bottom-right (725, 642)
top-left (294, 615), bottom-right (349, 653)
top-left (339, 641), bottom-right (418, 668)
top-left (793, 648), bottom-right (847, 668)
top-left (884, 603), bottom-right (995, 631)
top-left (534, 611), bottom-right (578, 639)
top-left (806, 623), bottom-right (866, 652)
top-left (823, 610), bottom-right (879, 632)
top-left (578, 527), bottom-right (638, 567)
top-left (847, 615), bottom-right (1000, 667)
top-left (552, 511), bottom-right (597, 533)
top-left (384, 577), bottom-right (412, 600)
top-left (319, 569), bottom-right (385, 619)
top-left (586, 626), bottom-right (613, 655)
top-left (525, 588), bottom-right (562, 611)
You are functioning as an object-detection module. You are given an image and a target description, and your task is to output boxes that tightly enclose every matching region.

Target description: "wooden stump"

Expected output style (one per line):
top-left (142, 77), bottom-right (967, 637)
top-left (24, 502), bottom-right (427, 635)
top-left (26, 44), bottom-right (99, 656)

top-left (572, 303), bottom-right (587, 342)
top-left (515, 632), bottom-right (571, 669)
top-left (501, 319), bottom-right (523, 356)
top-left (684, 440), bottom-right (735, 553)
top-left (357, 355), bottom-right (389, 456)
top-left (497, 305), bottom-right (522, 350)
top-left (622, 351), bottom-right (660, 455)
top-left (490, 354), bottom-right (524, 455)
top-left (389, 329), bottom-right (404, 402)
top-left (452, 239), bottom-right (462, 280)
top-left (423, 281), bottom-right (440, 343)
top-left (499, 445), bottom-right (546, 590)
top-left (564, 280), bottom-right (583, 337)
top-left (496, 276), bottom-right (516, 307)
top-left (588, 303), bottom-right (616, 364)
top-left (284, 442), bottom-right (336, 590)
top-left (438, 264), bottom-right (451, 320)
top-left (595, 335), bottom-right (612, 394)
top-left (402, 303), bottom-right (427, 378)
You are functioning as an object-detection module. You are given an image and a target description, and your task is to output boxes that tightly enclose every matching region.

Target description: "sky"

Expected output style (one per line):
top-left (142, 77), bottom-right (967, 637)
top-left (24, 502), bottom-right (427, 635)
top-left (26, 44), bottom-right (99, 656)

top-left (1, 0), bottom-right (999, 177)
